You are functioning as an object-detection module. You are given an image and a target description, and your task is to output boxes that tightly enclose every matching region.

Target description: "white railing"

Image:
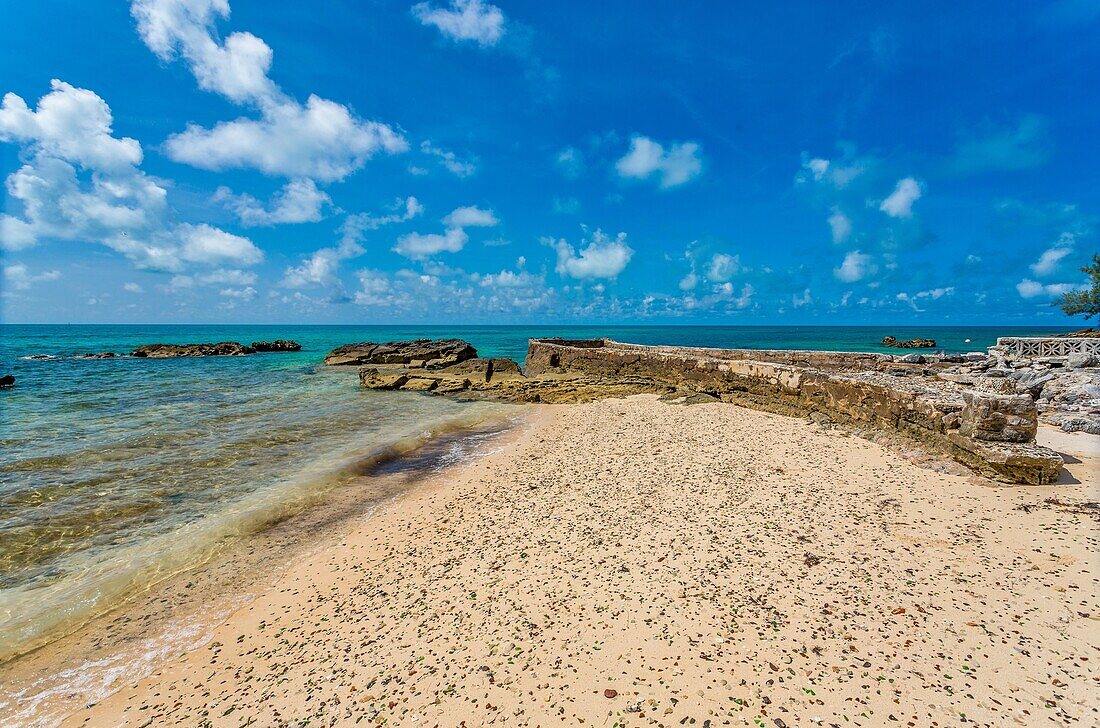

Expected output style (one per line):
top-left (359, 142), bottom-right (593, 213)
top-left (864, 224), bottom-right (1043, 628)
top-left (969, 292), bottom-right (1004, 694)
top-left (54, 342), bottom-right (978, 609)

top-left (995, 337), bottom-right (1100, 358)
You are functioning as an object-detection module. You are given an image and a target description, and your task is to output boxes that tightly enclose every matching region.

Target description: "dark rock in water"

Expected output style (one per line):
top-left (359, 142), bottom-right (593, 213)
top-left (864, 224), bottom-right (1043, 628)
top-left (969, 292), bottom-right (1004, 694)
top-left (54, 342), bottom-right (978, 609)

top-left (77, 352), bottom-right (117, 359)
top-left (324, 338), bottom-right (477, 367)
top-left (882, 336), bottom-right (936, 349)
top-left (250, 339), bottom-right (301, 353)
top-left (22, 354), bottom-right (56, 361)
top-left (0, 374), bottom-right (14, 389)
top-left (131, 342), bottom-right (256, 358)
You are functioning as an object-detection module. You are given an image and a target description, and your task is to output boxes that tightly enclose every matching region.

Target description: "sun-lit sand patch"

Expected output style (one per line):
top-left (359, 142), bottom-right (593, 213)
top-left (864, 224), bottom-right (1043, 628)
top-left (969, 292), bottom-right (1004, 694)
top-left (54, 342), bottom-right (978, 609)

top-left (65, 395), bottom-right (1097, 727)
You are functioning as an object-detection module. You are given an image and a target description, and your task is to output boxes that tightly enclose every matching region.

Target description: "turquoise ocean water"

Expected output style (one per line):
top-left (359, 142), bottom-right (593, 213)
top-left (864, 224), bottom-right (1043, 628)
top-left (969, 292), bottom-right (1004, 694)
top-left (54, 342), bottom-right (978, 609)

top-left (0, 323), bottom-right (1074, 664)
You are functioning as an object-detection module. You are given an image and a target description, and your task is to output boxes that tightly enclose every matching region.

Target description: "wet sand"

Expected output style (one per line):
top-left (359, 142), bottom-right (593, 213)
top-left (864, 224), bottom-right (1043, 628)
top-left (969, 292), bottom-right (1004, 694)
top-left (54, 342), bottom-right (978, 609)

top-left (54, 396), bottom-right (1100, 726)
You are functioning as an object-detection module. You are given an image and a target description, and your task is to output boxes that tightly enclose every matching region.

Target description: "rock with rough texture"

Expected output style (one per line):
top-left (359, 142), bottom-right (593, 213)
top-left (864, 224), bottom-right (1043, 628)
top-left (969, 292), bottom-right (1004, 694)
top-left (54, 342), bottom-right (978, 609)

top-left (359, 369), bottom-right (409, 390)
top-left (0, 374), bottom-right (14, 389)
top-left (898, 353), bottom-right (926, 364)
top-left (1013, 368), bottom-right (1056, 398)
top-left (1060, 417), bottom-right (1100, 435)
top-left (882, 336), bottom-right (937, 349)
top-left (77, 352), bottom-right (117, 359)
top-left (444, 357), bottom-right (523, 382)
top-left (959, 390), bottom-right (1037, 442)
top-left (250, 339), bottom-right (301, 353)
top-left (325, 339), bottom-right (477, 367)
top-left (1066, 352), bottom-right (1100, 369)
top-left (348, 338), bottom-right (1065, 484)
top-left (1057, 328), bottom-right (1100, 338)
top-left (131, 342), bottom-right (255, 358)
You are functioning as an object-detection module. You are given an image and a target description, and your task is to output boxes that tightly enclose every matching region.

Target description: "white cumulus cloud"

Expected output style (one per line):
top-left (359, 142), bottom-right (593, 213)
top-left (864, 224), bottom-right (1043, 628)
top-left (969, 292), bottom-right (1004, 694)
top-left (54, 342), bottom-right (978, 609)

top-left (615, 135), bottom-right (703, 189)
top-left (215, 178), bottom-right (331, 226)
top-left (166, 96), bottom-right (406, 182)
top-left (3, 263), bottom-right (61, 290)
top-left (1016, 279), bottom-right (1079, 299)
top-left (179, 223), bottom-right (263, 266)
top-left (827, 208), bottom-right (852, 244)
top-left (132, 0), bottom-right (278, 105)
top-left (420, 140), bottom-right (476, 177)
top-left (706, 253), bottom-right (743, 282)
top-left (133, 0), bottom-right (406, 182)
top-left (0, 80), bottom-right (259, 272)
top-left (0, 79), bottom-right (142, 171)
top-left (1029, 233), bottom-right (1075, 276)
top-left (442, 205), bottom-right (498, 228)
top-left (553, 230), bottom-right (633, 280)
top-left (834, 250), bottom-right (873, 282)
top-left (394, 227), bottom-right (469, 259)
top-left (411, 0), bottom-right (505, 47)
top-left (879, 177), bottom-right (922, 218)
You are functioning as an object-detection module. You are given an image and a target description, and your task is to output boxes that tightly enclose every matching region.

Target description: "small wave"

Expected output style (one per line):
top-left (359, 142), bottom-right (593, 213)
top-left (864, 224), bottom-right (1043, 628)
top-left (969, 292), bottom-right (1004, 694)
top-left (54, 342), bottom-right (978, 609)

top-left (1, 604), bottom-right (240, 728)
top-left (0, 404), bottom-right (518, 665)
top-left (18, 355), bottom-right (58, 361)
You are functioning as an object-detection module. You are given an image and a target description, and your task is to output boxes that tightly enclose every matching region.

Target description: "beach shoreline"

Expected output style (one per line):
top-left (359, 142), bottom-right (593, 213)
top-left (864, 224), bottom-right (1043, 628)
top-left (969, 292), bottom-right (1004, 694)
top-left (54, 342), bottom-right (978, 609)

top-left (0, 413), bottom-right (530, 728)
top-left (22, 394), bottom-right (1095, 728)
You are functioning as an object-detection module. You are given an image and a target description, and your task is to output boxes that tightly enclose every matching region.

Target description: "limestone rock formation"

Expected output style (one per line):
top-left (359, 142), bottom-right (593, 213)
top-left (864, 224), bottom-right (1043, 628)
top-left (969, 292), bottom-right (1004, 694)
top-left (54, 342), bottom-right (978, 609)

top-left (959, 391), bottom-right (1037, 442)
top-left (345, 337), bottom-right (1065, 484)
top-left (131, 342), bottom-right (255, 358)
top-left (324, 339), bottom-right (477, 367)
top-left (250, 340), bottom-right (302, 352)
top-left (882, 336), bottom-right (937, 349)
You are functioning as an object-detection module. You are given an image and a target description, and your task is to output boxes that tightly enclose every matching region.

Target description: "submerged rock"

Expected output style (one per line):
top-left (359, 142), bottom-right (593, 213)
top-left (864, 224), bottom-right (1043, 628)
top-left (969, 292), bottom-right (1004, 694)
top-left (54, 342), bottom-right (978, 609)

top-left (77, 352), bottom-right (118, 359)
top-left (882, 336), bottom-right (937, 349)
top-left (0, 374), bottom-right (14, 389)
top-left (324, 338), bottom-right (477, 367)
top-left (250, 339), bottom-right (301, 352)
top-left (131, 342), bottom-right (255, 358)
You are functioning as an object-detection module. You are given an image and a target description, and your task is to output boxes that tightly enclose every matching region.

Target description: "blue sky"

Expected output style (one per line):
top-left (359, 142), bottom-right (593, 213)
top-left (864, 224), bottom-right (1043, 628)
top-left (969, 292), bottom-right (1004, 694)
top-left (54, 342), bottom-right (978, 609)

top-left (1, 0), bottom-right (1098, 324)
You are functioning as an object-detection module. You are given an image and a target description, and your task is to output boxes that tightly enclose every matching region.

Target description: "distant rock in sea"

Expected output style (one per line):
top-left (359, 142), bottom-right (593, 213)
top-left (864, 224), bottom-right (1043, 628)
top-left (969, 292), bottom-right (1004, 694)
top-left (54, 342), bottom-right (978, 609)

top-left (882, 336), bottom-right (936, 349)
top-left (0, 374), bottom-right (14, 389)
top-left (130, 340), bottom-right (301, 358)
top-left (250, 340), bottom-right (302, 352)
top-left (1057, 328), bottom-right (1100, 338)
top-left (77, 352), bottom-right (118, 359)
top-left (324, 339), bottom-right (477, 367)
top-left (132, 342), bottom-right (254, 358)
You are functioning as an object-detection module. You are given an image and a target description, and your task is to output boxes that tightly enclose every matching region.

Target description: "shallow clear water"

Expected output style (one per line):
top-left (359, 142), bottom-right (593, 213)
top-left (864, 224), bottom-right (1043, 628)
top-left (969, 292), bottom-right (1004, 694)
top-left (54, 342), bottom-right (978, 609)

top-left (0, 323), bottom-right (1073, 658)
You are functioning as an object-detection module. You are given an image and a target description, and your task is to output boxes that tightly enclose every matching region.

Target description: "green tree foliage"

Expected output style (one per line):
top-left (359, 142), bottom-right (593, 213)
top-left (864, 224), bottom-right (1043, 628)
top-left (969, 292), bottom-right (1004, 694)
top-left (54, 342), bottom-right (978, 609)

top-left (1057, 253), bottom-right (1100, 320)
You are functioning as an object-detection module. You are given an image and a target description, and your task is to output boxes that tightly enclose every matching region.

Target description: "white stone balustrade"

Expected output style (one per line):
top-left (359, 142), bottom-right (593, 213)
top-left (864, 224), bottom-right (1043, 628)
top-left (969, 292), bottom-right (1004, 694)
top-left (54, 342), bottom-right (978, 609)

top-left (994, 337), bottom-right (1100, 359)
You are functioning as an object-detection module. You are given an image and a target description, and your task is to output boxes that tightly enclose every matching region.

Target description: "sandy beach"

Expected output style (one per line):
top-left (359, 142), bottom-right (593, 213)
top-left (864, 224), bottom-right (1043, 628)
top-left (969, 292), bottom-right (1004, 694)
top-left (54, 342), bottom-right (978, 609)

top-left (54, 395), bottom-right (1098, 727)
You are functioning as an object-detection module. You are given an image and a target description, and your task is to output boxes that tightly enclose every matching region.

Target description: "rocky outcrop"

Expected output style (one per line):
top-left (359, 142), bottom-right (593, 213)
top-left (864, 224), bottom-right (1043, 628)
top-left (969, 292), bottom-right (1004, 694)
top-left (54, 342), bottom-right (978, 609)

top-left (77, 352), bottom-right (118, 359)
top-left (938, 341), bottom-right (1100, 440)
top-left (324, 339), bottom-right (477, 367)
top-left (131, 342), bottom-right (255, 358)
top-left (250, 339), bottom-right (301, 352)
top-left (129, 340), bottom-right (300, 358)
top-left (517, 339), bottom-right (1062, 484)
top-left (958, 391), bottom-right (1037, 442)
top-left (0, 374), bottom-right (14, 389)
top-left (347, 337), bottom-right (1064, 484)
top-left (882, 336), bottom-right (936, 349)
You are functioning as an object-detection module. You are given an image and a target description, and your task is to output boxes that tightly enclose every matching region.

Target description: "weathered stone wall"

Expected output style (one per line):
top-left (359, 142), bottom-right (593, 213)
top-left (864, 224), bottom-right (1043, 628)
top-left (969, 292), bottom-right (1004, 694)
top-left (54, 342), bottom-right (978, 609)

top-left (525, 338), bottom-right (1061, 484)
top-left (526, 338), bottom-right (891, 374)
